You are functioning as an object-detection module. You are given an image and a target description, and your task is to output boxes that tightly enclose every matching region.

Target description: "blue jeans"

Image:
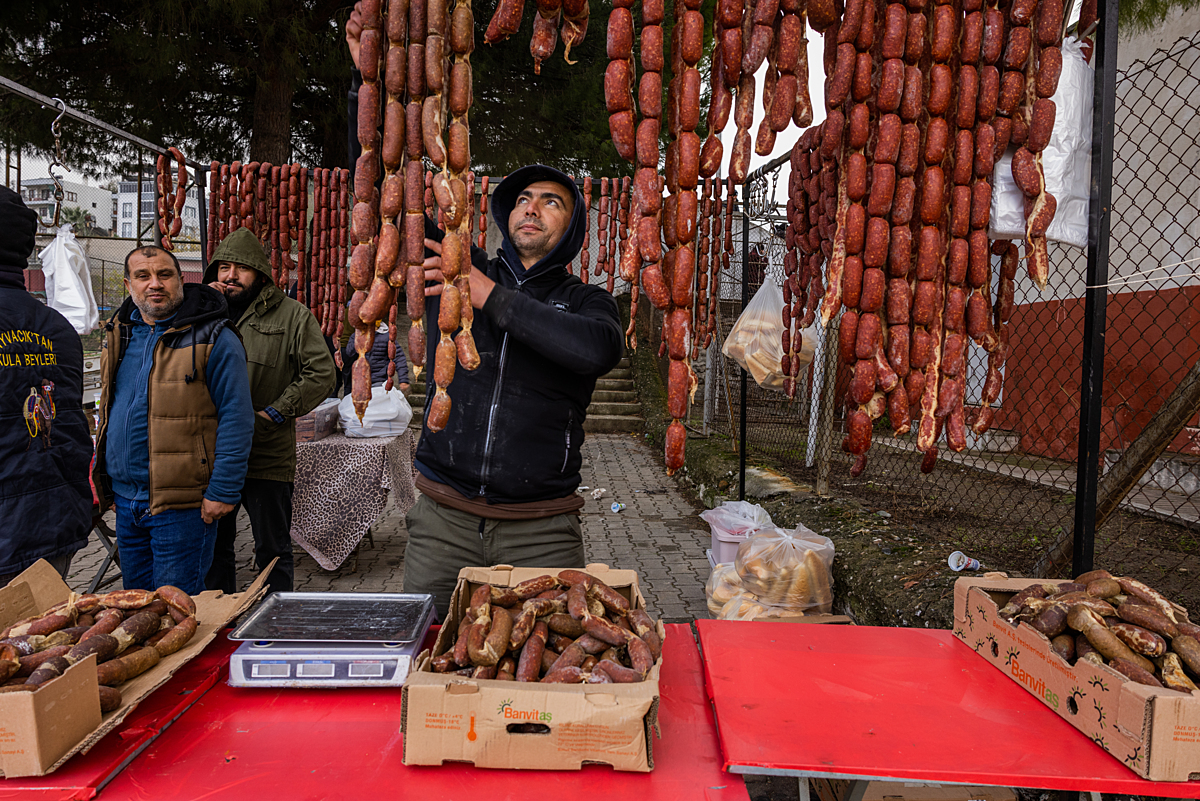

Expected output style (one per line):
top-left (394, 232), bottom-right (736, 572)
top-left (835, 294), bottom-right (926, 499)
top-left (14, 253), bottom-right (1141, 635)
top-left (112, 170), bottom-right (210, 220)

top-left (113, 495), bottom-right (217, 595)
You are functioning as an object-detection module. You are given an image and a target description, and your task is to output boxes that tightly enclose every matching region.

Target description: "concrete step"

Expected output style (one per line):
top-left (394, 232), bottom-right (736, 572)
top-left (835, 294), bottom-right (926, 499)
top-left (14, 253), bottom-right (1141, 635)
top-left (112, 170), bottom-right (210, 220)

top-left (584, 414), bottom-right (644, 434)
top-left (586, 401), bottom-right (643, 417)
top-left (601, 367), bottom-right (633, 381)
top-left (591, 389), bottom-right (638, 403)
top-left (595, 378), bottom-right (635, 392)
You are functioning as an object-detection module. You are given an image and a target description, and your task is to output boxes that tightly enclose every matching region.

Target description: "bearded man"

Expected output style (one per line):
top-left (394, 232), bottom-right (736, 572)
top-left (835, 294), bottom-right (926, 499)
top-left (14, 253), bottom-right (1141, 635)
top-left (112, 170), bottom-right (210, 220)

top-left (203, 228), bottom-right (336, 595)
top-left (94, 246), bottom-right (254, 594)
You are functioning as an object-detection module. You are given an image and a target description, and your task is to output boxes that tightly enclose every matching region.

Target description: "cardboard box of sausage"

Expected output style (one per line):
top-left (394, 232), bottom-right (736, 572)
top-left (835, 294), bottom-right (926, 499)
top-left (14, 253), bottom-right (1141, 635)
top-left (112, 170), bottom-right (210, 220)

top-left (0, 559), bottom-right (269, 778)
top-left (953, 575), bottom-right (1200, 782)
top-left (401, 563), bottom-right (665, 772)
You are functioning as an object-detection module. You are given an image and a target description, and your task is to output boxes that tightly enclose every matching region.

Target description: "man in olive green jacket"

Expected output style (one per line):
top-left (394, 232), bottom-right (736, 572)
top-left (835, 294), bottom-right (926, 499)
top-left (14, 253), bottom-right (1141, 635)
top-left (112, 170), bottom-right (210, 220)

top-left (203, 228), bottom-right (336, 594)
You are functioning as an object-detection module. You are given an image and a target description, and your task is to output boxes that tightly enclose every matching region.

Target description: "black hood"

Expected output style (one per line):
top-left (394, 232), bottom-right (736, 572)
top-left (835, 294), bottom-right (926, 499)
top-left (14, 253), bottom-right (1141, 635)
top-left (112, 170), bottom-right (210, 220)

top-left (114, 282), bottom-right (230, 330)
top-left (491, 164), bottom-right (586, 280)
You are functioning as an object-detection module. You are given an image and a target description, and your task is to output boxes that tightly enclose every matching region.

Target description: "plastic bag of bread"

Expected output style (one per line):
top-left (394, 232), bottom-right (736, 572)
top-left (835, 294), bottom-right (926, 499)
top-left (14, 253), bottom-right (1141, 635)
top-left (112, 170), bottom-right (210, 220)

top-left (734, 524), bottom-right (835, 613)
top-left (706, 562), bottom-right (744, 616)
top-left (718, 590), bottom-right (774, 621)
top-left (722, 279), bottom-right (787, 392)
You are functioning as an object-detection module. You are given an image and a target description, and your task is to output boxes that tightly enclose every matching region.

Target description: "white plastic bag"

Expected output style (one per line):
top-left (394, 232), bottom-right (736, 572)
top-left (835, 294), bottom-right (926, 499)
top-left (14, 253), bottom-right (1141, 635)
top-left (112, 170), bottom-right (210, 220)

top-left (338, 385), bottom-right (412, 437)
top-left (1043, 36), bottom-right (1093, 248)
top-left (990, 37), bottom-right (1093, 248)
top-left (38, 225), bottom-right (98, 334)
top-left (700, 500), bottom-right (775, 539)
top-left (722, 279), bottom-right (787, 391)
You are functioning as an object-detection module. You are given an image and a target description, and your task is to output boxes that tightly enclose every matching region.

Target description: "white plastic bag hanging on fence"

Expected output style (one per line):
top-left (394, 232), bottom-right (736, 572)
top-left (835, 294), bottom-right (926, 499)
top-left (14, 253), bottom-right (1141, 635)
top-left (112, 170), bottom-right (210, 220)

top-left (990, 36), bottom-right (1093, 249)
top-left (38, 224), bottom-right (98, 334)
top-left (339, 385), bottom-right (413, 437)
top-left (722, 279), bottom-right (787, 391)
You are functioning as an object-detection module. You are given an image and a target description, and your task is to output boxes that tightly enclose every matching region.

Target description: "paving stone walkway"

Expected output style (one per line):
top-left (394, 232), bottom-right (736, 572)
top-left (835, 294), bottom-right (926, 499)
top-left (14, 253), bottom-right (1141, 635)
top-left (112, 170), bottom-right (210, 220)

top-left (65, 434), bottom-right (714, 623)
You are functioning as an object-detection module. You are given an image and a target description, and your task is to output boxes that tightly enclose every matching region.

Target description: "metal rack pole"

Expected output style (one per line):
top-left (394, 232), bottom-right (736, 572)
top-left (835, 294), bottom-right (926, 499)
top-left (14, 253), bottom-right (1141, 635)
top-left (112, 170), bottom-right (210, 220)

top-left (1071, 0), bottom-right (1119, 576)
top-left (739, 184), bottom-right (749, 501)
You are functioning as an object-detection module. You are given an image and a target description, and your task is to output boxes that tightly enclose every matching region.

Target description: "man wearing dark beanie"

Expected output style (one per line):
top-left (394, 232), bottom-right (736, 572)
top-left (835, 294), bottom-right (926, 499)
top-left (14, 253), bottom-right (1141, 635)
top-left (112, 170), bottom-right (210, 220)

top-left (0, 186), bottom-right (93, 586)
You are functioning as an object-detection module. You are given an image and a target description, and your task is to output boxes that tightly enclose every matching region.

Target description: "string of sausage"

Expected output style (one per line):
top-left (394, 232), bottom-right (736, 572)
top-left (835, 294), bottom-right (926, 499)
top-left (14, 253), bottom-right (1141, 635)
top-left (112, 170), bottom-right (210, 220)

top-left (579, 176), bottom-right (592, 279)
top-left (335, 169), bottom-right (351, 347)
top-left (155, 148), bottom-right (186, 251)
top-left (377, 0), bottom-right (408, 393)
top-left (477, 175), bottom-right (489, 250)
top-left (706, 176), bottom-right (723, 350)
top-left (607, 177), bottom-right (621, 294)
top-left (349, 0), bottom-right (387, 421)
top-left (402, 0), bottom-right (429, 392)
top-left (595, 178), bottom-right (609, 280)
top-left (716, 0), bottom-right (747, 183)
top-left (426, 0), bottom-right (483, 431)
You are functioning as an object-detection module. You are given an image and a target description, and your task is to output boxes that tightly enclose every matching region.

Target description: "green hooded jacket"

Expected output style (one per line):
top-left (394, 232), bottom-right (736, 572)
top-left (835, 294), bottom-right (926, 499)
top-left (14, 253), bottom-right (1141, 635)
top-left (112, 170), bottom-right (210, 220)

top-left (205, 228), bottom-right (336, 482)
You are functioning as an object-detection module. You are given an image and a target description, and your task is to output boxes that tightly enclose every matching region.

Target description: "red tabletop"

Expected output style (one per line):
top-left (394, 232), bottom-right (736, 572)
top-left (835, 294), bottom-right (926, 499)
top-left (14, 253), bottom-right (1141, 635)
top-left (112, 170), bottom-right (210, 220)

top-left (96, 623), bottom-right (748, 800)
top-left (0, 637), bottom-right (229, 801)
top-left (696, 620), bottom-right (1200, 798)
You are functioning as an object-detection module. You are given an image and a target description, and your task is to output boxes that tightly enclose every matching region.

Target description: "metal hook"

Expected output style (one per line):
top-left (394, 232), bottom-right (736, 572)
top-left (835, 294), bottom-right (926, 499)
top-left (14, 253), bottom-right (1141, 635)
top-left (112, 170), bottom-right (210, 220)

top-left (47, 97), bottom-right (70, 228)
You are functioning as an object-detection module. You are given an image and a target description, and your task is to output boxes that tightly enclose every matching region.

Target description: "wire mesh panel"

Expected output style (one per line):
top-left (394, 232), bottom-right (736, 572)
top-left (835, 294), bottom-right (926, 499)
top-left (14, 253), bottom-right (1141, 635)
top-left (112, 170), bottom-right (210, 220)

top-left (703, 29), bottom-right (1200, 611)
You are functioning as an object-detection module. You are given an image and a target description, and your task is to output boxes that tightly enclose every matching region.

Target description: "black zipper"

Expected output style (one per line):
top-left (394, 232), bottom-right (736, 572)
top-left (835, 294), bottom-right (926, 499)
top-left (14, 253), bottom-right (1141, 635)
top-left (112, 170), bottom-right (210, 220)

top-left (478, 254), bottom-right (528, 496)
top-left (561, 410), bottom-right (572, 473)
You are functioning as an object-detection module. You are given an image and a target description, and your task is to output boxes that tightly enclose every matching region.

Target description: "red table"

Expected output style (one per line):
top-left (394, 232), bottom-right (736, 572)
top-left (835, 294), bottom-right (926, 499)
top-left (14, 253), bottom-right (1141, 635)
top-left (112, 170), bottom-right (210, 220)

top-left (0, 639), bottom-right (229, 801)
top-left (696, 620), bottom-right (1200, 798)
top-left (89, 623), bottom-right (746, 800)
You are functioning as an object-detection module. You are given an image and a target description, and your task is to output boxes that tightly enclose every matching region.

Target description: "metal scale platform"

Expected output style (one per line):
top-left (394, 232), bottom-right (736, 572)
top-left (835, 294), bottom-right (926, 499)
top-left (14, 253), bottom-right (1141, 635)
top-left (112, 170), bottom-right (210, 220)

top-left (228, 592), bottom-right (434, 688)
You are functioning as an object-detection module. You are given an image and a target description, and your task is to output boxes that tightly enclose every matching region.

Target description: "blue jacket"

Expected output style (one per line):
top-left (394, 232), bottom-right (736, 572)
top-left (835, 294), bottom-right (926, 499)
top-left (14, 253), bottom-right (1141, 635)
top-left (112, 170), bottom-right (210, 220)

top-left (0, 285), bottom-right (93, 575)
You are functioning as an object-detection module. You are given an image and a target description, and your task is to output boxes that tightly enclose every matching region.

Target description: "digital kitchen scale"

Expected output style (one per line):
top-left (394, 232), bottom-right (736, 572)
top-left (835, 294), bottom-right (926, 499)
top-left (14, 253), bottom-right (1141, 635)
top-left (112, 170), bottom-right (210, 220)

top-left (227, 592), bottom-right (434, 688)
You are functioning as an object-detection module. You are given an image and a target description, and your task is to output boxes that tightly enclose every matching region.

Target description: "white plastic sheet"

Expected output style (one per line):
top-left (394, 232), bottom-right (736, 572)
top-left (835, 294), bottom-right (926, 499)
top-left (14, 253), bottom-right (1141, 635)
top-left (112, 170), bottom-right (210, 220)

top-left (38, 224), bottom-right (99, 334)
top-left (990, 36), bottom-right (1094, 249)
top-left (338, 385), bottom-right (413, 437)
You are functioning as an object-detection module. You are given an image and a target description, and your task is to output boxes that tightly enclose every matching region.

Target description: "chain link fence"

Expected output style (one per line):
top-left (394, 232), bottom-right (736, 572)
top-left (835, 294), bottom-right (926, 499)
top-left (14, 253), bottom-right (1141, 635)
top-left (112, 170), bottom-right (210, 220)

top-left (681, 28), bottom-right (1200, 612)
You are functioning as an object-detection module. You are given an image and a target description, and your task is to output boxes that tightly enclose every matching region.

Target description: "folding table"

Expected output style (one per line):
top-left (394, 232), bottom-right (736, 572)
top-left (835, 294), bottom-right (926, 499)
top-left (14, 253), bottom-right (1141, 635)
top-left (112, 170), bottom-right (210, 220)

top-left (696, 620), bottom-right (1200, 800)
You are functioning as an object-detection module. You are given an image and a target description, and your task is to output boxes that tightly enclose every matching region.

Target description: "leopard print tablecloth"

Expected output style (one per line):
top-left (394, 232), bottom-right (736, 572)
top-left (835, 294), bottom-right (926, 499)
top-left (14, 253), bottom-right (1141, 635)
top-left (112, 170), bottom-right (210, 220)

top-left (290, 430), bottom-right (417, 570)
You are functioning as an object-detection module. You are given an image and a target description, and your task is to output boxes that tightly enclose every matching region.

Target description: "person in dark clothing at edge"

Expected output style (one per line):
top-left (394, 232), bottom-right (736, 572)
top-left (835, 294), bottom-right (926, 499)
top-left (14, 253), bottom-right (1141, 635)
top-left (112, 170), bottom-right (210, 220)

top-left (346, 6), bottom-right (625, 617)
top-left (0, 187), bottom-right (92, 586)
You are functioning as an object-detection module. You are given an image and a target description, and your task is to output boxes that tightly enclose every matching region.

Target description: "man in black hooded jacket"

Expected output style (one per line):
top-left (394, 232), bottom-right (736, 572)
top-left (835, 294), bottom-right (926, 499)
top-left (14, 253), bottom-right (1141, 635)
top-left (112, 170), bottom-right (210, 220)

top-left (405, 166), bottom-right (624, 615)
top-left (346, 6), bottom-right (624, 615)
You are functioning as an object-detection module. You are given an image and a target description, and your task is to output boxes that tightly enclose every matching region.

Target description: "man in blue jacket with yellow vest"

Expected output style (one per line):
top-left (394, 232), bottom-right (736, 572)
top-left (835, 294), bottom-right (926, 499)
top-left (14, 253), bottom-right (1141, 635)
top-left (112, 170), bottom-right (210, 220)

top-left (94, 245), bottom-right (254, 595)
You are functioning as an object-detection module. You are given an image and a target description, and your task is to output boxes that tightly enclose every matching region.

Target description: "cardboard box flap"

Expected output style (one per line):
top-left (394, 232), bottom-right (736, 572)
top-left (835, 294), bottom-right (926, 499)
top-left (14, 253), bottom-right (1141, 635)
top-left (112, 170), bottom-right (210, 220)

top-left (0, 559), bottom-right (71, 630)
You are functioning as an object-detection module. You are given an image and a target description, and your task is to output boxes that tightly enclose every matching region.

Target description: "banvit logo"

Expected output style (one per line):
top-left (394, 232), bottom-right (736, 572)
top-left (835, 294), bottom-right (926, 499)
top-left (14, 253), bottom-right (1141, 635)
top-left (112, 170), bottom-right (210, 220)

top-left (1009, 656), bottom-right (1059, 710)
top-left (497, 697), bottom-right (552, 722)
